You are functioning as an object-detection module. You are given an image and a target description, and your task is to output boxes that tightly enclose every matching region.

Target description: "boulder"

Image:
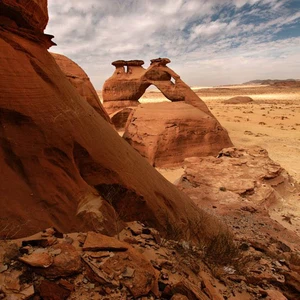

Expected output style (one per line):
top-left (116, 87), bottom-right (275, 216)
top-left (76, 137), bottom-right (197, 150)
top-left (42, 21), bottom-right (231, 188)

top-left (37, 280), bottom-right (71, 300)
top-left (178, 146), bottom-right (294, 207)
top-left (19, 250), bottom-right (53, 268)
top-left (223, 96), bottom-right (253, 104)
top-left (83, 243), bottom-right (157, 298)
top-left (51, 52), bottom-right (110, 122)
top-left (171, 279), bottom-right (209, 300)
top-left (0, 0), bottom-right (227, 247)
top-left (123, 102), bottom-right (233, 167)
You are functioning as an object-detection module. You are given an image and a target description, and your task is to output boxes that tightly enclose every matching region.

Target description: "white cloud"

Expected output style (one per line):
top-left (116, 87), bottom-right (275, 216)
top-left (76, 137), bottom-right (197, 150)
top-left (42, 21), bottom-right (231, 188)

top-left (46, 0), bottom-right (300, 88)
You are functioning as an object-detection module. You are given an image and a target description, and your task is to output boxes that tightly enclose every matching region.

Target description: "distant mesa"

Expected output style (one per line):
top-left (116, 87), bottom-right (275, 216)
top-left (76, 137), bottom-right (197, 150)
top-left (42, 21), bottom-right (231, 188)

top-left (223, 96), bottom-right (254, 104)
top-left (244, 79), bottom-right (300, 87)
top-left (272, 80), bottom-right (300, 87)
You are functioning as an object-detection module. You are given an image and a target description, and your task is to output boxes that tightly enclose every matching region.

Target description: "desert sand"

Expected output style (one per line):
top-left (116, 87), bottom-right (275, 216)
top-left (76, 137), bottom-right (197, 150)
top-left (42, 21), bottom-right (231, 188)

top-left (200, 85), bottom-right (300, 183)
top-left (134, 84), bottom-right (300, 183)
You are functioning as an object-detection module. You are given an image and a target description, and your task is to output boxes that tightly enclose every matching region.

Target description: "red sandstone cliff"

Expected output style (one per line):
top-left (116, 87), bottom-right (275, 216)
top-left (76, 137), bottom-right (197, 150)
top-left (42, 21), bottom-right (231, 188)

top-left (0, 0), bottom-right (225, 243)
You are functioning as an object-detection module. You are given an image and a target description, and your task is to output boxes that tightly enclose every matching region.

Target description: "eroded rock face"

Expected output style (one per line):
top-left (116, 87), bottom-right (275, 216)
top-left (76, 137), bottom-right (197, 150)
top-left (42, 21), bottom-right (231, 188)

top-left (178, 146), bottom-right (300, 256)
top-left (123, 102), bottom-right (233, 167)
top-left (104, 58), bottom-right (233, 164)
top-left (0, 1), bottom-right (224, 243)
top-left (51, 52), bottom-right (110, 122)
top-left (0, 0), bottom-right (48, 32)
top-left (102, 60), bottom-right (149, 114)
top-left (179, 146), bottom-right (296, 207)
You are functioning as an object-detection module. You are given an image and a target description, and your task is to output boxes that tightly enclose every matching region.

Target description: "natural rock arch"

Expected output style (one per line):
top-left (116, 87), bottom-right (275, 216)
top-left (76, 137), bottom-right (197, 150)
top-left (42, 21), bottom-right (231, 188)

top-left (102, 58), bottom-right (211, 116)
top-left (102, 58), bottom-right (233, 167)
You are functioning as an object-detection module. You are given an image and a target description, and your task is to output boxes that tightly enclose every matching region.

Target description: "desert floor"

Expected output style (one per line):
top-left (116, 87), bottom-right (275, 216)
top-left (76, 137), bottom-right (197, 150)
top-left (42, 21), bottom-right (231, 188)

top-left (140, 85), bottom-right (300, 236)
top-left (139, 84), bottom-right (300, 183)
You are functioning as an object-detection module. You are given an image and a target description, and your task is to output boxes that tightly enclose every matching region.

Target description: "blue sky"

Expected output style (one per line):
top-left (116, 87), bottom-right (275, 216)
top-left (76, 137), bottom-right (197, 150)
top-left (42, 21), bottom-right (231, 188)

top-left (46, 0), bottom-right (300, 89)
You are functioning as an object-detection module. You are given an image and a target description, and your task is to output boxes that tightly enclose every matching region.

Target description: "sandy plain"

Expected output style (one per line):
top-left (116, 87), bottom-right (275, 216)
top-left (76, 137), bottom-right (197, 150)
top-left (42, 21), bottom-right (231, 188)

top-left (138, 84), bottom-right (300, 184)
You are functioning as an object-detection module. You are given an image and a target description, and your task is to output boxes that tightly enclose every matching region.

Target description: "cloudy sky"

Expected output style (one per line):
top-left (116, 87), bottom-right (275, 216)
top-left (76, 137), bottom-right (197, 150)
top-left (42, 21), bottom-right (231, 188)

top-left (46, 0), bottom-right (300, 89)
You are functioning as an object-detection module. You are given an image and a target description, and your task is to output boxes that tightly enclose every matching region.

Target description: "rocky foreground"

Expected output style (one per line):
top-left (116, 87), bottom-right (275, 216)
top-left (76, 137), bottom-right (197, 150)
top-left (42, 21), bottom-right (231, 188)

top-left (1, 148), bottom-right (300, 299)
top-left (1, 219), bottom-right (299, 300)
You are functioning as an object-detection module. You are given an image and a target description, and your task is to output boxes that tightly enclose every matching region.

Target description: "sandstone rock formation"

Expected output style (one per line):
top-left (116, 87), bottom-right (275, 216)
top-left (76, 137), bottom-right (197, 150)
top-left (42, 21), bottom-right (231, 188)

top-left (51, 52), bottom-right (110, 122)
top-left (223, 96), bottom-right (254, 104)
top-left (110, 107), bottom-right (134, 130)
top-left (102, 60), bottom-right (149, 115)
top-left (178, 146), bottom-right (300, 255)
top-left (0, 0), bottom-right (48, 32)
top-left (104, 58), bottom-right (232, 165)
top-left (0, 0), bottom-right (225, 244)
top-left (123, 102), bottom-right (233, 167)
top-left (102, 58), bottom-right (213, 116)
top-left (179, 146), bottom-right (299, 211)
top-left (177, 147), bottom-right (300, 299)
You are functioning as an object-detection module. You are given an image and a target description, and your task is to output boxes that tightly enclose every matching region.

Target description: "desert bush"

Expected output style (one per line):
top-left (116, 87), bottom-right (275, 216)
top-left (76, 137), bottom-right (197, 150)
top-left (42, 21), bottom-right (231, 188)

top-left (204, 229), bottom-right (239, 266)
top-left (161, 208), bottom-right (240, 268)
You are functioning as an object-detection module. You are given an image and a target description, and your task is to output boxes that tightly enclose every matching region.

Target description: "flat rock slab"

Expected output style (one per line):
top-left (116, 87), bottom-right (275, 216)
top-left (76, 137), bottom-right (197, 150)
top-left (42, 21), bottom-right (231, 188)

top-left (19, 251), bottom-right (53, 268)
top-left (83, 232), bottom-right (129, 252)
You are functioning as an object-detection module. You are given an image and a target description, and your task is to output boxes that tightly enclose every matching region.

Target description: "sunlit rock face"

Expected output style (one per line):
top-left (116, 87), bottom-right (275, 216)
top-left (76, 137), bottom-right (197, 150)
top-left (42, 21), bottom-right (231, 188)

top-left (124, 102), bottom-right (233, 167)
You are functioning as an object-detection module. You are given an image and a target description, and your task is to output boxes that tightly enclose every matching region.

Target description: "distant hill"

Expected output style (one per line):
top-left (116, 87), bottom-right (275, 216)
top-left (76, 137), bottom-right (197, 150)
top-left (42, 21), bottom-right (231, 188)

top-left (244, 79), bottom-right (300, 87)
